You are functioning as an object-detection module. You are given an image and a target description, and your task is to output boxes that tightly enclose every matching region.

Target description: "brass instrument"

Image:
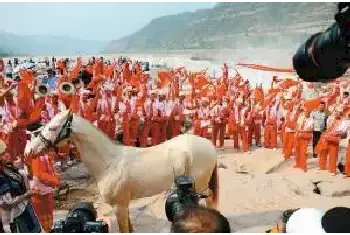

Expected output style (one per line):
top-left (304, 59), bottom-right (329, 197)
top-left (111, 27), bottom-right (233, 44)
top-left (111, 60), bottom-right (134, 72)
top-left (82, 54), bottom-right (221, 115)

top-left (58, 82), bottom-right (75, 95)
top-left (35, 83), bottom-right (50, 97)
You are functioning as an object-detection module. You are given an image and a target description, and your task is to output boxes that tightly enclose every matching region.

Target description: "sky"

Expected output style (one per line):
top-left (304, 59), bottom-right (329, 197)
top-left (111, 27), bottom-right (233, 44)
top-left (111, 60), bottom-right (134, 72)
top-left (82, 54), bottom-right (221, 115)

top-left (0, 2), bottom-right (216, 41)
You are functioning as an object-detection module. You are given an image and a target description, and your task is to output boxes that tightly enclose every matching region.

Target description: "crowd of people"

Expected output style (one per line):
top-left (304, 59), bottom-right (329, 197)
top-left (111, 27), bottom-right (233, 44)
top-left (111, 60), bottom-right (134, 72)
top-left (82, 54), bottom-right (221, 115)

top-left (0, 56), bottom-right (349, 232)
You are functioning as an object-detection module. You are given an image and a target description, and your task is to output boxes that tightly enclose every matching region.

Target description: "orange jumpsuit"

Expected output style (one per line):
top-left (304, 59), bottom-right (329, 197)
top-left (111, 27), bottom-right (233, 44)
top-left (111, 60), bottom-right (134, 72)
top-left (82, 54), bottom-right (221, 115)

top-left (31, 154), bottom-right (60, 232)
top-left (121, 101), bottom-right (131, 146)
top-left (158, 101), bottom-right (168, 143)
top-left (231, 103), bottom-right (242, 149)
top-left (97, 97), bottom-right (113, 139)
top-left (346, 139), bottom-right (350, 177)
top-left (295, 114), bottom-right (313, 172)
top-left (6, 99), bottom-right (30, 161)
top-left (211, 104), bottom-right (224, 148)
top-left (283, 110), bottom-right (299, 159)
top-left (240, 106), bottom-right (252, 152)
top-left (166, 101), bottom-right (174, 140)
top-left (198, 106), bottom-right (210, 138)
top-left (252, 104), bottom-right (264, 146)
top-left (129, 98), bottom-right (140, 147)
top-left (317, 117), bottom-right (342, 174)
top-left (151, 106), bottom-right (161, 146)
top-left (264, 104), bottom-right (278, 149)
top-left (172, 101), bottom-right (185, 138)
top-left (193, 110), bottom-right (201, 136)
top-left (139, 100), bottom-right (152, 148)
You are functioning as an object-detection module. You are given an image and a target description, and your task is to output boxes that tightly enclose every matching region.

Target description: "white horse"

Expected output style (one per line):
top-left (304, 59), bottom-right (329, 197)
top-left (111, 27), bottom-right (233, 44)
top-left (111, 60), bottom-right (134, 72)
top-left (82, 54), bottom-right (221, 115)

top-left (24, 110), bottom-right (219, 233)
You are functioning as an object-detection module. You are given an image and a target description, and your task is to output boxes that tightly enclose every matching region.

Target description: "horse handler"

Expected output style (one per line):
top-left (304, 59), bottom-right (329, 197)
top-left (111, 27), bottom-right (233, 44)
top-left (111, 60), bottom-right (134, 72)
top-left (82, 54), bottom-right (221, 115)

top-left (30, 148), bottom-right (61, 232)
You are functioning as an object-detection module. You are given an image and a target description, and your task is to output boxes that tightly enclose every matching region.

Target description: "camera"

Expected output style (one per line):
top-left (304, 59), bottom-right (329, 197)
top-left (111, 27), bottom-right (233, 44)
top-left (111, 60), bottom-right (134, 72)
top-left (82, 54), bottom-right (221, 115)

top-left (51, 202), bottom-right (109, 233)
top-left (165, 175), bottom-right (206, 222)
top-left (293, 3), bottom-right (350, 82)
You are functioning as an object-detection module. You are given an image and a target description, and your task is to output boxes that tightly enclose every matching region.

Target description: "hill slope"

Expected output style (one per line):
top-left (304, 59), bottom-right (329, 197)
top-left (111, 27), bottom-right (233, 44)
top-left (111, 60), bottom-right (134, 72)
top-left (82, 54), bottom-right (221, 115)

top-left (104, 2), bottom-right (337, 53)
top-left (0, 31), bottom-right (107, 56)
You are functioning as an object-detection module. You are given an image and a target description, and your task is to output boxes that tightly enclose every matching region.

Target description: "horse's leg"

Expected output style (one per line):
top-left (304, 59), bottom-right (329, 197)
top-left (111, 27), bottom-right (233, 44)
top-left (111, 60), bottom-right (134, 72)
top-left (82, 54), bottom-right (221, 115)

top-left (206, 163), bottom-right (219, 210)
top-left (115, 205), bottom-right (132, 233)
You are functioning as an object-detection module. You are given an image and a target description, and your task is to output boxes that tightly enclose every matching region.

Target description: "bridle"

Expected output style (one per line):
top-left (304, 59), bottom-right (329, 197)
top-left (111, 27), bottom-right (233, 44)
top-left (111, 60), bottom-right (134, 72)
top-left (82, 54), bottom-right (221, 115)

top-left (37, 112), bottom-right (73, 148)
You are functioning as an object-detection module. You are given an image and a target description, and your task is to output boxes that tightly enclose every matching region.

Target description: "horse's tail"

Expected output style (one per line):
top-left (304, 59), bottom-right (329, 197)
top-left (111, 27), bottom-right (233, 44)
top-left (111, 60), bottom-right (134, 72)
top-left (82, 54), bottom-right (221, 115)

top-left (208, 161), bottom-right (219, 209)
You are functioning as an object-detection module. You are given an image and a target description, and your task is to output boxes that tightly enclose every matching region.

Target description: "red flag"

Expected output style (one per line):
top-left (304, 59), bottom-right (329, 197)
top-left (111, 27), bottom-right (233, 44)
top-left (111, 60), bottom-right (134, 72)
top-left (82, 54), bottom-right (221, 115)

top-left (158, 71), bottom-right (171, 88)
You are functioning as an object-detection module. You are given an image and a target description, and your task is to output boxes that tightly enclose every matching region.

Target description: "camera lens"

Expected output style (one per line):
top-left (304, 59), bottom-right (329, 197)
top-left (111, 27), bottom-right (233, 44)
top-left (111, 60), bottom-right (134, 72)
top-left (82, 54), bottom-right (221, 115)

top-left (293, 22), bottom-right (349, 82)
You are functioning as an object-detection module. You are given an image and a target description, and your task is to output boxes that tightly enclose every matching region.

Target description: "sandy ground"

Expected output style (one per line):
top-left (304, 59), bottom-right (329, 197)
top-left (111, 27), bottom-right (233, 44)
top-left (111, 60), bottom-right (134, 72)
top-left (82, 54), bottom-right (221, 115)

top-left (54, 139), bottom-right (350, 233)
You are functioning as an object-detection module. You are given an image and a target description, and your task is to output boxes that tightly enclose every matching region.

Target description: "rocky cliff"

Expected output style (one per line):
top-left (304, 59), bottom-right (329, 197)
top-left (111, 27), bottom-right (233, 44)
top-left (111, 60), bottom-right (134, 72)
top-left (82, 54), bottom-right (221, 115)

top-left (104, 2), bottom-right (337, 53)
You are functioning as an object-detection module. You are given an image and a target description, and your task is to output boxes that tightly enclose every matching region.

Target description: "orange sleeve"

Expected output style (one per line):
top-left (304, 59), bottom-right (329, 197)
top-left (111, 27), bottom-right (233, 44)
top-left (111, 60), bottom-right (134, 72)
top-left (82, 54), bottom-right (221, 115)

top-left (31, 158), bottom-right (60, 188)
top-left (304, 97), bottom-right (322, 113)
top-left (17, 82), bottom-right (33, 114)
top-left (29, 97), bottom-right (46, 123)
top-left (69, 94), bottom-right (80, 114)
top-left (16, 118), bottom-right (31, 128)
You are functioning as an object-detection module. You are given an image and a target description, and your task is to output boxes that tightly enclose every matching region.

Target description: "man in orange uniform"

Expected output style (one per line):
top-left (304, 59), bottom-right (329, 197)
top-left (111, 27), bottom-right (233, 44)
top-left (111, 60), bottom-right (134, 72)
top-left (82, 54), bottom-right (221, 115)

top-left (240, 99), bottom-right (252, 153)
top-left (346, 137), bottom-right (350, 178)
top-left (172, 97), bottom-right (185, 137)
top-left (295, 107), bottom-right (314, 172)
top-left (317, 108), bottom-right (343, 175)
top-left (198, 97), bottom-right (210, 138)
top-left (211, 98), bottom-right (228, 150)
top-left (334, 114), bottom-right (350, 177)
top-left (129, 92), bottom-right (140, 146)
top-left (120, 96), bottom-right (131, 146)
top-left (166, 97), bottom-right (174, 140)
top-left (252, 102), bottom-right (264, 147)
top-left (151, 99), bottom-right (162, 146)
top-left (283, 104), bottom-right (300, 159)
top-left (264, 99), bottom-right (278, 150)
top-left (139, 96), bottom-right (152, 147)
top-left (30, 149), bottom-right (61, 232)
top-left (158, 94), bottom-right (168, 143)
top-left (232, 98), bottom-right (243, 150)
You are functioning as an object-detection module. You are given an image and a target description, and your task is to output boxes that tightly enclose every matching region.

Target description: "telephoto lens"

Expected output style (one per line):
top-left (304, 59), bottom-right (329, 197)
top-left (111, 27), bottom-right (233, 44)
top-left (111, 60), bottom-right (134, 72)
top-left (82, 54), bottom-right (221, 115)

top-left (293, 22), bottom-right (349, 82)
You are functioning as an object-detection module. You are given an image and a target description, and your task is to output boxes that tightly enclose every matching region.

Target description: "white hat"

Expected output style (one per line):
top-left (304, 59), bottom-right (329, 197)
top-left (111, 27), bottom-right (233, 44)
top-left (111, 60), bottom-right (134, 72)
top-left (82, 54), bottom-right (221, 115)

top-left (201, 97), bottom-right (209, 103)
top-left (159, 90), bottom-right (167, 96)
top-left (335, 106), bottom-right (344, 113)
top-left (179, 91), bottom-right (186, 96)
top-left (284, 93), bottom-right (292, 100)
top-left (286, 208), bottom-right (325, 233)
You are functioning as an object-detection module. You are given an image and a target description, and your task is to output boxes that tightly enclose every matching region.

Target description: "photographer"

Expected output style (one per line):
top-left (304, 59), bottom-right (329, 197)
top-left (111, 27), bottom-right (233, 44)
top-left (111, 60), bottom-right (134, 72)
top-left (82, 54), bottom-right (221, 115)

top-left (266, 208), bottom-right (299, 233)
top-left (0, 150), bottom-right (42, 233)
top-left (170, 206), bottom-right (230, 233)
top-left (165, 175), bottom-right (229, 233)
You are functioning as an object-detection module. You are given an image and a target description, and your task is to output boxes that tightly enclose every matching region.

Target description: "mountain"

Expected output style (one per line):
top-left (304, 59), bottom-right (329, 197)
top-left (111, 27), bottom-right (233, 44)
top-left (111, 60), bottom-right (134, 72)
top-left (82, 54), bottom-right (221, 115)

top-left (0, 48), bottom-right (13, 57)
top-left (0, 31), bottom-right (108, 56)
top-left (104, 2), bottom-right (337, 53)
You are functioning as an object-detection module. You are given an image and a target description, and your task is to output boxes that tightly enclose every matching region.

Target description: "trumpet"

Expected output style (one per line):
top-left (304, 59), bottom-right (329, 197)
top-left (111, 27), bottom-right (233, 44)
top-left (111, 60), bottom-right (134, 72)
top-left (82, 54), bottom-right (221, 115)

top-left (58, 82), bottom-right (75, 95)
top-left (35, 83), bottom-right (50, 97)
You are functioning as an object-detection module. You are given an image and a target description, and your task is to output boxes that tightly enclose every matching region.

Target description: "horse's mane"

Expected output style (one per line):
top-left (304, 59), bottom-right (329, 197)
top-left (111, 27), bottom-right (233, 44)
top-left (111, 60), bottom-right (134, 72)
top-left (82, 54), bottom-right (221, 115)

top-left (72, 115), bottom-right (117, 156)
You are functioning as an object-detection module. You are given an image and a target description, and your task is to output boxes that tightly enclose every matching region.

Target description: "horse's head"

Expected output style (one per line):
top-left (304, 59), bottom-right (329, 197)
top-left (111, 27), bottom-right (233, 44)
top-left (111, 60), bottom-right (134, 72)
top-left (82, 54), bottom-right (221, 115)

top-left (25, 110), bottom-right (73, 157)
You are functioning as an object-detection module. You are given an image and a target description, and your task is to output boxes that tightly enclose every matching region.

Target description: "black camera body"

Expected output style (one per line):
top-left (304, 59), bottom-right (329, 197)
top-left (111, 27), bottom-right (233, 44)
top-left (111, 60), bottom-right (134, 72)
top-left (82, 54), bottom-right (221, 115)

top-left (165, 175), bottom-right (205, 222)
top-left (293, 3), bottom-right (350, 82)
top-left (51, 202), bottom-right (109, 233)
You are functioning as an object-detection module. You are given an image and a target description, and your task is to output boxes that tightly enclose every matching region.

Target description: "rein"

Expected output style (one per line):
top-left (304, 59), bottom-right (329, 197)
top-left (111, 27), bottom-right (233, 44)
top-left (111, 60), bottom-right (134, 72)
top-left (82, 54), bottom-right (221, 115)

top-left (38, 112), bottom-right (73, 148)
